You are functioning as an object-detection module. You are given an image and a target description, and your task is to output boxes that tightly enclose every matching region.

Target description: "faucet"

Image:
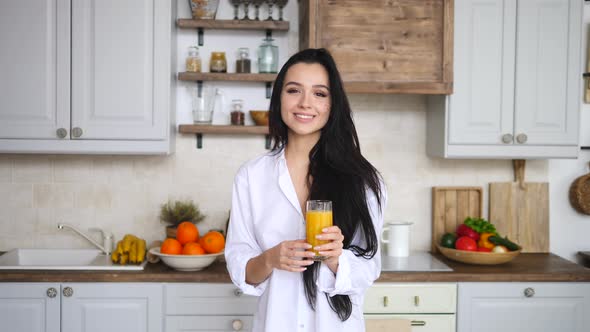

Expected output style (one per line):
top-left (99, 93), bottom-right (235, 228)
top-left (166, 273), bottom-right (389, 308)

top-left (57, 223), bottom-right (113, 255)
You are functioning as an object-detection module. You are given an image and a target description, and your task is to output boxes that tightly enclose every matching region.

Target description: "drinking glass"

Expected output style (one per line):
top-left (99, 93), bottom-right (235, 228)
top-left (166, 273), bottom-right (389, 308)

top-left (265, 0), bottom-right (276, 21)
top-left (253, 0), bottom-right (264, 20)
top-left (191, 85), bottom-right (216, 124)
top-left (230, 0), bottom-right (241, 20)
top-left (241, 0), bottom-right (252, 20)
top-left (306, 200), bottom-right (333, 261)
top-left (276, 0), bottom-right (288, 21)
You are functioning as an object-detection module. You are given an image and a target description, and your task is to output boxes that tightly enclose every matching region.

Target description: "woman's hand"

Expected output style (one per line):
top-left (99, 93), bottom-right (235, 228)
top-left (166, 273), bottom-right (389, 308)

top-left (265, 239), bottom-right (315, 272)
top-left (315, 226), bottom-right (344, 273)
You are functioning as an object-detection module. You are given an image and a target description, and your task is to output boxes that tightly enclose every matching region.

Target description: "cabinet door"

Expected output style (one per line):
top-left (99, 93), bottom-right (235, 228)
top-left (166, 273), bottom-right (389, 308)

top-left (0, 0), bottom-right (70, 139)
top-left (448, 0), bottom-right (515, 145)
top-left (513, 0), bottom-right (581, 146)
top-left (166, 316), bottom-right (253, 332)
top-left (71, 0), bottom-right (168, 140)
top-left (458, 282), bottom-right (590, 332)
top-left (0, 283), bottom-right (60, 332)
top-left (61, 283), bottom-right (162, 332)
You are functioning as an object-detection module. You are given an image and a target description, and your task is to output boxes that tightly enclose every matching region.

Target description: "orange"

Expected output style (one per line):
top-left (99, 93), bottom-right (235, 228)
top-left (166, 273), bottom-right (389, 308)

top-left (160, 238), bottom-right (182, 255)
top-left (199, 231), bottom-right (225, 254)
top-left (182, 242), bottom-right (205, 255)
top-left (176, 221), bottom-right (199, 245)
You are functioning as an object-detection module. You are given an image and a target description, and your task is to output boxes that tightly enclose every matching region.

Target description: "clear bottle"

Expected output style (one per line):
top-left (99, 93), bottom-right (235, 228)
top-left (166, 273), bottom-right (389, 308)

top-left (236, 47), bottom-right (251, 73)
top-left (185, 46), bottom-right (201, 72)
top-left (230, 99), bottom-right (245, 126)
top-left (210, 52), bottom-right (227, 73)
top-left (258, 37), bottom-right (278, 73)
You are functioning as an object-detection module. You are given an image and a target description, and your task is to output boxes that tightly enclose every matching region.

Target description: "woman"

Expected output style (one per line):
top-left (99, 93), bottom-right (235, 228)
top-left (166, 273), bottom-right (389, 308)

top-left (225, 48), bottom-right (386, 332)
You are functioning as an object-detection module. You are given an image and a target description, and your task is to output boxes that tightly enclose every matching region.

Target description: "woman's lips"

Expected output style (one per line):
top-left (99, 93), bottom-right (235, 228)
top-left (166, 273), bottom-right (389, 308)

top-left (293, 113), bottom-right (315, 123)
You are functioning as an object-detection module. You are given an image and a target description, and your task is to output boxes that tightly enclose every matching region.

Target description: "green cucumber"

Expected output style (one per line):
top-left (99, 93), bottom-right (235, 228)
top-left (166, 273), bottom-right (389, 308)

top-left (488, 236), bottom-right (520, 251)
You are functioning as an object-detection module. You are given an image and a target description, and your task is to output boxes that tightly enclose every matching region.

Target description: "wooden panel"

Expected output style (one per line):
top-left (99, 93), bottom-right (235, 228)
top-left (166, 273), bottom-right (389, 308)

top-left (299, 0), bottom-right (453, 94)
top-left (178, 125), bottom-right (268, 135)
top-left (431, 187), bottom-right (483, 252)
top-left (178, 72), bottom-right (277, 82)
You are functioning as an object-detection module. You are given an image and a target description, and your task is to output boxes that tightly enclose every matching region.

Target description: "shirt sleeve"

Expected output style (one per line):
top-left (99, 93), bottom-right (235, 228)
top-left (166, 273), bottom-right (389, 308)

top-left (316, 184), bottom-right (387, 296)
top-left (225, 165), bottom-right (268, 296)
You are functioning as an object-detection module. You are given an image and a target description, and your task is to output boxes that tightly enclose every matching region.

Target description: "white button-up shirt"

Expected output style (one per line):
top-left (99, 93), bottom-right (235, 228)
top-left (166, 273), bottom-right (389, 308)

top-left (226, 150), bottom-right (386, 332)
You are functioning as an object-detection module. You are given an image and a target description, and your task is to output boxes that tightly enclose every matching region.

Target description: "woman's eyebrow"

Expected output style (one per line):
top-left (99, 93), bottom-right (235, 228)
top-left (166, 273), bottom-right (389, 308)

top-left (284, 81), bottom-right (330, 90)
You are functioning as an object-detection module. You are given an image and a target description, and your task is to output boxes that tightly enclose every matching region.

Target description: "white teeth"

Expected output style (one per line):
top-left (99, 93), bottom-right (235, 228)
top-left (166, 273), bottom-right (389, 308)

top-left (295, 114), bottom-right (314, 119)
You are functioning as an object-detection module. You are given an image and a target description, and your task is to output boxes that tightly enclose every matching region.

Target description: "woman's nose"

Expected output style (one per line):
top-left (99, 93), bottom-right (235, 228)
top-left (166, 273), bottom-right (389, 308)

top-left (298, 91), bottom-right (312, 109)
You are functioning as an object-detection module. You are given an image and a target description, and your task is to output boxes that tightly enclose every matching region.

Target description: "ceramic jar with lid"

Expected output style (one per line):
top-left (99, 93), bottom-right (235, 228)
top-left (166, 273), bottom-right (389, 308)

top-left (210, 52), bottom-right (227, 73)
top-left (230, 99), bottom-right (245, 125)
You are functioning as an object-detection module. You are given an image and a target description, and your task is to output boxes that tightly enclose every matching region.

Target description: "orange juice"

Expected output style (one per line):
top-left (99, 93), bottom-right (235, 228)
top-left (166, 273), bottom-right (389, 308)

top-left (306, 210), bottom-right (333, 260)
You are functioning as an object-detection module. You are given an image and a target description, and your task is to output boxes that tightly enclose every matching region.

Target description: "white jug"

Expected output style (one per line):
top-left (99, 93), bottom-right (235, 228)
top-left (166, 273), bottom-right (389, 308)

top-left (381, 221), bottom-right (413, 257)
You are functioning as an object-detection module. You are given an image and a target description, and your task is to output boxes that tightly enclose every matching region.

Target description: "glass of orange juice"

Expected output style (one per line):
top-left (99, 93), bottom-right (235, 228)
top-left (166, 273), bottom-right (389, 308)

top-left (306, 200), bottom-right (333, 261)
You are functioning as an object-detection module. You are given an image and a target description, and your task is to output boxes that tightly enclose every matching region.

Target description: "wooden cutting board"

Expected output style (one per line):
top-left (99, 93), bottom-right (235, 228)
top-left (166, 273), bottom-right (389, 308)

top-left (489, 160), bottom-right (549, 253)
top-left (431, 186), bottom-right (483, 252)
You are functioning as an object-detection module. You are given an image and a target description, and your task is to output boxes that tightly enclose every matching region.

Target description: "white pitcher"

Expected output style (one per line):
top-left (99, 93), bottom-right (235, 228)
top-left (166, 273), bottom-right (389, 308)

top-left (381, 221), bottom-right (413, 257)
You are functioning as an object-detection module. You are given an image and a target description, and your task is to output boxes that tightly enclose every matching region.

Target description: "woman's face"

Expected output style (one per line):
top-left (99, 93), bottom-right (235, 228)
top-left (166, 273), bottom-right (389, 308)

top-left (280, 62), bottom-right (331, 139)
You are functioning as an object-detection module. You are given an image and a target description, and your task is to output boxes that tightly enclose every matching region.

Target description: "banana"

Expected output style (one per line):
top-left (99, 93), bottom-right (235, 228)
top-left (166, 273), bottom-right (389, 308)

top-left (111, 234), bottom-right (147, 265)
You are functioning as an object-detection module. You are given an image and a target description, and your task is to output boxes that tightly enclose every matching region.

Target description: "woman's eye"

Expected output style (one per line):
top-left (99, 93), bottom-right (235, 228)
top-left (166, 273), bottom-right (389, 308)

top-left (315, 91), bottom-right (328, 98)
top-left (286, 88), bottom-right (299, 94)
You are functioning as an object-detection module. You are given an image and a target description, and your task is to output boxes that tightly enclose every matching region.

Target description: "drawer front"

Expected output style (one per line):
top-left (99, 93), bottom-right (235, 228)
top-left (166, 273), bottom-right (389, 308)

top-left (365, 314), bottom-right (455, 332)
top-left (166, 315), bottom-right (253, 332)
top-left (165, 283), bottom-right (257, 315)
top-left (364, 283), bottom-right (456, 314)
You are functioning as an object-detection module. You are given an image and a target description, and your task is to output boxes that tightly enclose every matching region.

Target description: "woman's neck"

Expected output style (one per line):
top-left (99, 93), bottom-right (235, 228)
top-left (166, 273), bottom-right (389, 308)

top-left (285, 131), bottom-right (319, 162)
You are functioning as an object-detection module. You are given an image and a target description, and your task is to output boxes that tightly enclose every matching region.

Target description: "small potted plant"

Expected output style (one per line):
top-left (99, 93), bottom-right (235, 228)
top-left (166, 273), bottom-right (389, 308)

top-left (159, 200), bottom-right (205, 238)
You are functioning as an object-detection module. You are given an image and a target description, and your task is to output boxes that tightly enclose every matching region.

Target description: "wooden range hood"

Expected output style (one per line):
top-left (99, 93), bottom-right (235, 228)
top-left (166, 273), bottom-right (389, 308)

top-left (299, 0), bottom-right (454, 94)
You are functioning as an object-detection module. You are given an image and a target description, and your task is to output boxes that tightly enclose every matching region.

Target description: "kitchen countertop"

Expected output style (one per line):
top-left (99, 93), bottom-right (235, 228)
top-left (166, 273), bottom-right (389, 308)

top-left (1, 253), bottom-right (589, 283)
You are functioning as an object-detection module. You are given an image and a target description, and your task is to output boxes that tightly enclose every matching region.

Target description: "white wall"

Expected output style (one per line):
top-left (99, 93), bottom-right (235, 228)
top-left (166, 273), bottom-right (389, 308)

top-left (547, 2), bottom-right (590, 264)
top-left (0, 0), bottom-right (574, 263)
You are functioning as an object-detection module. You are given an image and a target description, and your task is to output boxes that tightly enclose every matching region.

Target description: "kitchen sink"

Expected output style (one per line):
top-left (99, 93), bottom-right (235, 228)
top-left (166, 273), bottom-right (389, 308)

top-left (0, 248), bottom-right (146, 270)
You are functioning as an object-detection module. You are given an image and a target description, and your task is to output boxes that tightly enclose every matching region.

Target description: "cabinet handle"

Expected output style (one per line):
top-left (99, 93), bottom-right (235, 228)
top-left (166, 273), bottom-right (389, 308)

top-left (383, 296), bottom-right (389, 307)
top-left (72, 127), bottom-right (83, 138)
top-left (233, 289), bottom-right (243, 297)
top-left (414, 295), bottom-right (420, 306)
top-left (62, 286), bottom-right (74, 297)
top-left (411, 320), bottom-right (426, 326)
top-left (232, 319), bottom-right (243, 331)
top-left (524, 287), bottom-right (535, 297)
top-left (56, 128), bottom-right (67, 139)
top-left (516, 133), bottom-right (528, 144)
top-left (46, 287), bottom-right (57, 298)
top-left (501, 133), bottom-right (513, 144)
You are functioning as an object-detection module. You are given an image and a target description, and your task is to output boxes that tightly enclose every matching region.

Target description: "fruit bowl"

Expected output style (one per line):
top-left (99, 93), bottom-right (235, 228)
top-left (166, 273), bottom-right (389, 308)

top-left (436, 244), bottom-right (521, 265)
top-left (249, 110), bottom-right (269, 126)
top-left (148, 248), bottom-right (223, 271)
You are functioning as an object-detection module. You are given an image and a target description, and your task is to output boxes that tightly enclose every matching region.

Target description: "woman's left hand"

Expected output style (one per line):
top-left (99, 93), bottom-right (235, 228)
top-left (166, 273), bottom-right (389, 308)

top-left (314, 225), bottom-right (344, 273)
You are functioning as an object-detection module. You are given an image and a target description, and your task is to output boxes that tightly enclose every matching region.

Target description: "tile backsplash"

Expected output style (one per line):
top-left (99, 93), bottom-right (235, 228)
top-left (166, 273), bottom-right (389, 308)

top-left (0, 94), bottom-right (548, 252)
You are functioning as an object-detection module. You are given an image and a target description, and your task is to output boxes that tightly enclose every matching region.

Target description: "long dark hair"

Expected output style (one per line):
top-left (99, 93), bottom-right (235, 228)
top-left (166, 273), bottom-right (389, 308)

top-left (268, 48), bottom-right (383, 321)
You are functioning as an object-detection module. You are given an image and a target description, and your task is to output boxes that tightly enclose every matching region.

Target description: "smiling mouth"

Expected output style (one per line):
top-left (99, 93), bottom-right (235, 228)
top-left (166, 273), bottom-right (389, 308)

top-left (294, 113), bottom-right (315, 119)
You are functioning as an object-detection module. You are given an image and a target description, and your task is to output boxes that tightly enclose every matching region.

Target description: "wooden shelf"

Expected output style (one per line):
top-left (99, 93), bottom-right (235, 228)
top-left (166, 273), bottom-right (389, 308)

top-left (177, 19), bottom-right (289, 31)
top-left (178, 72), bottom-right (277, 82)
top-left (179, 124), bottom-right (269, 135)
top-left (179, 125), bottom-right (270, 149)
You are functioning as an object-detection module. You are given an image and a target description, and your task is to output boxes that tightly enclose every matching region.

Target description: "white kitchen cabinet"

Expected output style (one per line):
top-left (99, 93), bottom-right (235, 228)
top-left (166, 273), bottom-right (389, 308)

top-left (0, 0), bottom-right (176, 154)
top-left (427, 0), bottom-right (582, 159)
top-left (364, 283), bottom-right (457, 332)
top-left (0, 282), bottom-right (163, 332)
top-left (0, 283), bottom-right (60, 332)
top-left (164, 283), bottom-right (257, 332)
top-left (458, 282), bottom-right (590, 332)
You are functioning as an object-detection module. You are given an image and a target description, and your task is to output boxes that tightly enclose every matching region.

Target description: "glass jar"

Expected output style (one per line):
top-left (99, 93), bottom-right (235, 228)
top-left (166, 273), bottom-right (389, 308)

top-left (258, 37), bottom-right (278, 73)
top-left (189, 0), bottom-right (220, 19)
top-left (185, 46), bottom-right (201, 72)
top-left (210, 52), bottom-right (227, 73)
top-left (230, 99), bottom-right (245, 126)
top-left (236, 47), bottom-right (251, 73)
